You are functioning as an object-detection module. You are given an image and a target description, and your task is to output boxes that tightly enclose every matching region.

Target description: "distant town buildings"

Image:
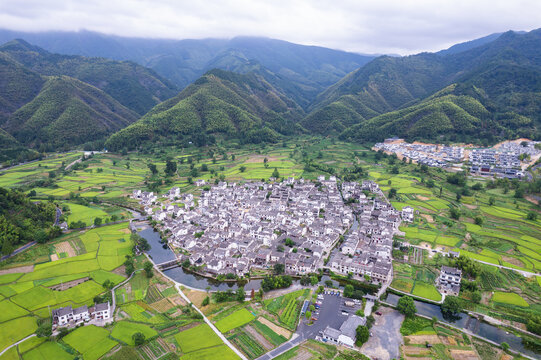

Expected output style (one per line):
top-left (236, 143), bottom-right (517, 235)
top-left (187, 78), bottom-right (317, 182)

top-left (374, 139), bottom-right (540, 178)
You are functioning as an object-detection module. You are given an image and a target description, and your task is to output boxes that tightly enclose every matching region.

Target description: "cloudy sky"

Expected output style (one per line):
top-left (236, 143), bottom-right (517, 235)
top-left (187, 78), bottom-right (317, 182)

top-left (0, 0), bottom-right (540, 54)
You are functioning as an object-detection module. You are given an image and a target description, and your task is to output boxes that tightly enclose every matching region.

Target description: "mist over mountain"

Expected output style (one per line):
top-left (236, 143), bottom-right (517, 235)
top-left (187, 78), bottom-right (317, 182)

top-left (1, 28), bottom-right (541, 156)
top-left (0, 30), bottom-right (375, 108)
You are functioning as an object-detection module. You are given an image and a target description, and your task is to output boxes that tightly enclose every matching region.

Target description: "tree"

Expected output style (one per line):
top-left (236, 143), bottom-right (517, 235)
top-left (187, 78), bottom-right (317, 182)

top-left (441, 296), bottom-right (462, 316)
top-left (236, 287), bottom-right (246, 302)
top-left (100, 279), bottom-right (113, 290)
top-left (202, 296), bottom-right (210, 306)
top-left (471, 292), bottom-right (481, 304)
top-left (450, 207), bottom-right (460, 220)
top-left (356, 325), bottom-right (369, 345)
top-left (132, 332), bottom-right (146, 346)
top-left (94, 217), bottom-right (102, 226)
top-left (274, 263), bottom-right (285, 274)
top-left (305, 310), bottom-right (312, 319)
top-left (124, 256), bottom-right (135, 275)
top-left (488, 196), bottom-right (495, 206)
top-left (388, 188), bottom-right (397, 199)
top-left (501, 342), bottom-right (509, 351)
top-left (144, 261), bottom-right (154, 278)
top-left (474, 216), bottom-right (483, 226)
top-left (397, 296), bottom-right (416, 317)
top-left (165, 159), bottom-right (177, 176)
top-left (35, 229), bottom-right (49, 244)
top-left (272, 167), bottom-right (280, 178)
top-left (147, 163), bottom-right (158, 175)
top-left (527, 211), bottom-right (538, 221)
top-left (343, 285), bottom-right (354, 298)
top-left (239, 166), bottom-right (246, 173)
top-left (391, 165), bottom-right (399, 174)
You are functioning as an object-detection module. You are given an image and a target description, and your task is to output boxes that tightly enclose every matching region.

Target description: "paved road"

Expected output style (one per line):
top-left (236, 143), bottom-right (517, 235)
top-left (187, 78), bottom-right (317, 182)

top-left (0, 241), bottom-right (37, 262)
top-left (0, 334), bottom-right (36, 356)
top-left (257, 291), bottom-right (352, 360)
top-left (144, 253), bottom-right (248, 360)
top-left (361, 307), bottom-right (404, 360)
top-left (408, 243), bottom-right (540, 277)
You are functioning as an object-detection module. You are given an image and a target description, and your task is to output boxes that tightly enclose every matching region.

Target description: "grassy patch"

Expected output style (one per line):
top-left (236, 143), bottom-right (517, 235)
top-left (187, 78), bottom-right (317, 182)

top-left (180, 344), bottom-right (239, 360)
top-left (64, 325), bottom-right (118, 360)
top-left (21, 341), bottom-right (73, 360)
top-left (175, 323), bottom-right (223, 353)
top-left (111, 321), bottom-right (157, 346)
top-left (491, 291), bottom-right (529, 307)
top-left (215, 308), bottom-right (255, 333)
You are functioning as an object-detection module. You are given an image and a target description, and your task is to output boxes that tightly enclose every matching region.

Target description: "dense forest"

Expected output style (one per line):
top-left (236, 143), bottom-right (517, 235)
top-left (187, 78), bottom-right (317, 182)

top-left (0, 187), bottom-right (57, 255)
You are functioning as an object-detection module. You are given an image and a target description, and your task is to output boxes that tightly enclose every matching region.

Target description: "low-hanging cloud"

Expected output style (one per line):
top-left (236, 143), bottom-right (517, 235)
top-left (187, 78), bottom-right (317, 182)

top-left (0, 0), bottom-right (539, 54)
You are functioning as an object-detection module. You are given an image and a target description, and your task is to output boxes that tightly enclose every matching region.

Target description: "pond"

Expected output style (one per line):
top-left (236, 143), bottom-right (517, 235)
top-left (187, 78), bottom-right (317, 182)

top-left (386, 293), bottom-right (539, 358)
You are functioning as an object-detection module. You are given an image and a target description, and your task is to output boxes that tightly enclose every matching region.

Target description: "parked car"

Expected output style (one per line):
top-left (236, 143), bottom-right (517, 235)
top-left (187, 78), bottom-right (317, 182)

top-left (311, 317), bottom-right (318, 321)
top-left (375, 311), bottom-right (382, 316)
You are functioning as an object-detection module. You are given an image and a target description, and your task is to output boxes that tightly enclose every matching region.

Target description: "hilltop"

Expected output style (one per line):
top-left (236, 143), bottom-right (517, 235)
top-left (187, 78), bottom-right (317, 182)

top-left (105, 69), bottom-right (304, 150)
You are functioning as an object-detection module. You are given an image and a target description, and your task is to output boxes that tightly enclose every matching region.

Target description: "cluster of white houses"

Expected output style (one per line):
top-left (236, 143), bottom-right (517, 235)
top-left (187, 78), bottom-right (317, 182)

top-left (374, 138), bottom-right (539, 178)
top-left (52, 302), bottom-right (111, 328)
top-left (328, 180), bottom-right (409, 283)
top-left (135, 176), bottom-right (409, 284)
top-left (136, 176), bottom-right (356, 276)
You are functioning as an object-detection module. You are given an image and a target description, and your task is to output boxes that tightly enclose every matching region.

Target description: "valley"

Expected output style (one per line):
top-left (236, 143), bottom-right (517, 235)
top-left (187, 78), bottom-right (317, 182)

top-left (0, 137), bottom-right (539, 360)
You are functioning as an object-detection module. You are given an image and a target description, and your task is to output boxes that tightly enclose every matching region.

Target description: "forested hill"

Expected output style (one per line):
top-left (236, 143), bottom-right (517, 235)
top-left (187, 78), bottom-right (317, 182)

top-left (308, 29), bottom-right (541, 143)
top-left (105, 69), bottom-right (304, 150)
top-left (0, 31), bottom-right (374, 108)
top-left (3, 76), bottom-right (138, 150)
top-left (0, 188), bottom-right (57, 255)
top-left (0, 39), bottom-right (178, 115)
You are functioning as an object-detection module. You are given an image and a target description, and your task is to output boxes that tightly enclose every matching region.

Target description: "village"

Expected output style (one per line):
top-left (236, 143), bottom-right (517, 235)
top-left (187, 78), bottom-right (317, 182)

top-left (373, 138), bottom-right (541, 178)
top-left (131, 176), bottom-right (415, 286)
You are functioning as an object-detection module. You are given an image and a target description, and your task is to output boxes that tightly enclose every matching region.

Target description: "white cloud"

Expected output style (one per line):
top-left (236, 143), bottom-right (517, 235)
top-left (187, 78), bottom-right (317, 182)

top-left (0, 0), bottom-right (539, 54)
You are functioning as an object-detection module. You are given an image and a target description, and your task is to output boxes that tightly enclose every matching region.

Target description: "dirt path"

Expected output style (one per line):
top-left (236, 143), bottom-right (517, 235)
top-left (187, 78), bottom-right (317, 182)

top-left (0, 265), bottom-right (34, 275)
top-left (258, 317), bottom-right (292, 338)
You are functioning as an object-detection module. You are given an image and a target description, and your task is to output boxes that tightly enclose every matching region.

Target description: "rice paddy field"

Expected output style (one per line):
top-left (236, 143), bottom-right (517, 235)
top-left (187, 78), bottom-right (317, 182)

top-left (1, 138), bottom-right (541, 357)
top-left (390, 262), bottom-right (442, 302)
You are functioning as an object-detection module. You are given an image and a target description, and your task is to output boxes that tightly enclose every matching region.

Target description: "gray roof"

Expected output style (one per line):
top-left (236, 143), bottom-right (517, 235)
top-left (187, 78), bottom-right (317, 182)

top-left (53, 306), bottom-right (72, 317)
top-left (95, 302), bottom-right (109, 311)
top-left (339, 315), bottom-right (366, 339)
top-left (322, 326), bottom-right (341, 339)
top-left (73, 305), bottom-right (88, 315)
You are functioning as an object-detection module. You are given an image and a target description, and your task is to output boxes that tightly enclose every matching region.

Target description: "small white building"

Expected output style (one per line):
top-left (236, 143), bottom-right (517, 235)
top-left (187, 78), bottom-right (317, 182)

top-left (92, 302), bottom-right (111, 320)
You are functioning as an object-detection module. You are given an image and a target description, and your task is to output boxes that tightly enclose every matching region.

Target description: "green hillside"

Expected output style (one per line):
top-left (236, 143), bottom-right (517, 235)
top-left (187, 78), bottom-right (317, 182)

top-left (3, 76), bottom-right (138, 150)
top-left (340, 84), bottom-right (535, 144)
top-left (0, 39), bottom-right (178, 115)
top-left (106, 69), bottom-right (304, 150)
top-left (315, 29), bottom-right (541, 143)
top-left (0, 52), bottom-right (44, 123)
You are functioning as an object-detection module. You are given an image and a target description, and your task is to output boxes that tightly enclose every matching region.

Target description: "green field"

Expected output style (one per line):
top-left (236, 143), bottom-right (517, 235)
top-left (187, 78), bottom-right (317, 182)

top-left (215, 308), bottom-right (255, 333)
top-left (21, 341), bottom-right (73, 360)
top-left (175, 323), bottom-right (224, 353)
top-left (0, 317), bottom-right (38, 352)
top-left (64, 325), bottom-right (118, 360)
top-left (180, 344), bottom-right (239, 360)
top-left (491, 292), bottom-right (529, 307)
top-left (411, 282), bottom-right (442, 302)
top-left (111, 321), bottom-right (157, 346)
top-left (66, 203), bottom-right (109, 225)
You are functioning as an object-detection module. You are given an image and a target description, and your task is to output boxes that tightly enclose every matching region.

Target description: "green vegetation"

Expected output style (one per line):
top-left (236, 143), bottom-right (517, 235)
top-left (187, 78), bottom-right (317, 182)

top-left (491, 291), bottom-right (529, 307)
top-left (111, 321), bottom-right (157, 346)
top-left (215, 308), bottom-right (255, 333)
top-left (64, 325), bottom-right (118, 360)
top-left (21, 341), bottom-right (73, 360)
top-left (174, 323), bottom-right (223, 353)
top-left (400, 316), bottom-right (435, 336)
top-left (0, 187), bottom-right (56, 255)
top-left (106, 69), bottom-right (302, 150)
top-left (263, 289), bottom-right (309, 330)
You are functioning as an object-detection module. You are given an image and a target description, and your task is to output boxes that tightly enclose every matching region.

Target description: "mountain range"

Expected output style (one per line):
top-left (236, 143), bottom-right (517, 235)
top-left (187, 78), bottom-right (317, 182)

top-left (0, 28), bottom-right (540, 159)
